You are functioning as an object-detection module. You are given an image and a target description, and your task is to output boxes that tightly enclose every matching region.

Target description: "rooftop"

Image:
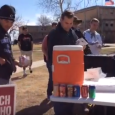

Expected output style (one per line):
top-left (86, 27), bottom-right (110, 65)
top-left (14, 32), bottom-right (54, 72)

top-left (75, 5), bottom-right (115, 13)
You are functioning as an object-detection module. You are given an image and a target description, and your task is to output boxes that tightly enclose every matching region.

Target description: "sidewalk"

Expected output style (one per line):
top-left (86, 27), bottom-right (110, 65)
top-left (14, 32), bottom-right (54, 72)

top-left (13, 50), bottom-right (42, 52)
top-left (15, 60), bottom-right (45, 74)
top-left (104, 43), bottom-right (115, 47)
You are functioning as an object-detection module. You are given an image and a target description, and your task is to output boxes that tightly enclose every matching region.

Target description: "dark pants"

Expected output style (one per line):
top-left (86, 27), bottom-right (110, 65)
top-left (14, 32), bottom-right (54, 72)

top-left (46, 62), bottom-right (53, 96)
top-left (53, 102), bottom-right (74, 115)
top-left (0, 78), bottom-right (9, 85)
top-left (46, 62), bottom-right (74, 115)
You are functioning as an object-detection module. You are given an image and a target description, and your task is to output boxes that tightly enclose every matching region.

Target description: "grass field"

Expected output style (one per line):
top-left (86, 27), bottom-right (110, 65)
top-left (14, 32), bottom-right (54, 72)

top-left (101, 47), bottom-right (115, 54)
top-left (12, 66), bottom-right (54, 115)
top-left (13, 51), bottom-right (43, 61)
top-left (12, 44), bottom-right (42, 51)
top-left (12, 44), bottom-right (43, 61)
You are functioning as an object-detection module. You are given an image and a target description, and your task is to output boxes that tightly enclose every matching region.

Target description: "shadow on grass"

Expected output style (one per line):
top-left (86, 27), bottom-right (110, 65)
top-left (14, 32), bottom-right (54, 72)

top-left (16, 98), bottom-right (53, 115)
top-left (11, 75), bottom-right (28, 81)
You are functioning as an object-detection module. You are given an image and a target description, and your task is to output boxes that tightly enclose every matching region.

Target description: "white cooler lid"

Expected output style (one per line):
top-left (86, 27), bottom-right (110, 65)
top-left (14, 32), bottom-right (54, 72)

top-left (53, 45), bottom-right (83, 51)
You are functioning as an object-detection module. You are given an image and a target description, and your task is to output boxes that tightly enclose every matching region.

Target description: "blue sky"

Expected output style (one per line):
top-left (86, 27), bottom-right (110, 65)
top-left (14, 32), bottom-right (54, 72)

top-left (0, 0), bottom-right (115, 25)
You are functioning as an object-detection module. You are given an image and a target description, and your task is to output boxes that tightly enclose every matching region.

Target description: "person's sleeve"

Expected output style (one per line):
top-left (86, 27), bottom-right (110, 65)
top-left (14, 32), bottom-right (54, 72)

top-left (47, 31), bottom-right (56, 63)
top-left (9, 36), bottom-right (15, 60)
top-left (18, 34), bottom-right (21, 41)
top-left (98, 34), bottom-right (102, 45)
top-left (42, 35), bottom-right (48, 51)
top-left (30, 34), bottom-right (33, 41)
top-left (83, 31), bottom-right (89, 42)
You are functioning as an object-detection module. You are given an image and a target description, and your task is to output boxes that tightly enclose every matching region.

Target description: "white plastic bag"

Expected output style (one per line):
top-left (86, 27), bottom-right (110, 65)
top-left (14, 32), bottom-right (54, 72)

top-left (19, 55), bottom-right (30, 67)
top-left (84, 67), bottom-right (106, 81)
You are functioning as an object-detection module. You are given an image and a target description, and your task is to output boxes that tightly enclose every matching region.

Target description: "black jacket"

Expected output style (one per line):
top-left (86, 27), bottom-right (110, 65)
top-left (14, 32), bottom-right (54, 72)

top-left (47, 23), bottom-right (77, 64)
top-left (0, 24), bottom-right (16, 80)
top-left (72, 27), bottom-right (91, 54)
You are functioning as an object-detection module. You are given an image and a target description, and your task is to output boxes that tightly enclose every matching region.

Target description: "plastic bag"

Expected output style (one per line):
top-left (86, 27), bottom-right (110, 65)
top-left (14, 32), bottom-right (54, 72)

top-left (19, 55), bottom-right (30, 67)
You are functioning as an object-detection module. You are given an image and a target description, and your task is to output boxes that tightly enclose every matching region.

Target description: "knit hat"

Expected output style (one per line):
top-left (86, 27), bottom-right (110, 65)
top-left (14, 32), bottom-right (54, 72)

top-left (0, 5), bottom-right (15, 21)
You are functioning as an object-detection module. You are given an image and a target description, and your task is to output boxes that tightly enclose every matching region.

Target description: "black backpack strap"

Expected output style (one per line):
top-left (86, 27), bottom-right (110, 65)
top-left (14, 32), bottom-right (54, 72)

top-left (71, 29), bottom-right (79, 41)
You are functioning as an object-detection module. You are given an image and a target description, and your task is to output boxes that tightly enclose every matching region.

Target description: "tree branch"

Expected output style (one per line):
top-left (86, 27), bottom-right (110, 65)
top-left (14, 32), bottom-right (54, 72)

top-left (37, 15), bottom-right (52, 26)
top-left (9, 16), bottom-right (24, 34)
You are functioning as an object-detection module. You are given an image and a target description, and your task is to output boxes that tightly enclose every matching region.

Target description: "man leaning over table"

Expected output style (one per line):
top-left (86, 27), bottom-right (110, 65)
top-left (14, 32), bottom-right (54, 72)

top-left (47, 10), bottom-right (87, 115)
top-left (83, 18), bottom-right (102, 55)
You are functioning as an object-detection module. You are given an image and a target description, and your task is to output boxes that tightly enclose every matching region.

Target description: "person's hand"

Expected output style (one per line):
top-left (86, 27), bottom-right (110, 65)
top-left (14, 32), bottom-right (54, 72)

top-left (83, 45), bottom-right (86, 50)
top-left (14, 60), bottom-right (22, 67)
top-left (0, 57), bottom-right (6, 65)
top-left (97, 44), bottom-right (102, 48)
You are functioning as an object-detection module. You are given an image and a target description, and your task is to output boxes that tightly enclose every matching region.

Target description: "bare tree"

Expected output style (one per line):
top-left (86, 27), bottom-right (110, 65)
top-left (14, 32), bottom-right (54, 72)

top-left (37, 0), bottom-right (72, 19)
top-left (37, 0), bottom-right (99, 19)
top-left (75, 0), bottom-right (99, 10)
top-left (37, 15), bottom-right (52, 26)
top-left (9, 16), bottom-right (24, 34)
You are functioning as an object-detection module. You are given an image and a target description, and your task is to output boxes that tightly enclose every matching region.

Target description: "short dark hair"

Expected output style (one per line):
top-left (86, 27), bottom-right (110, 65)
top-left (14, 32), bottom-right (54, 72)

top-left (61, 10), bottom-right (74, 19)
top-left (22, 26), bottom-right (27, 30)
top-left (90, 18), bottom-right (99, 23)
top-left (52, 22), bottom-right (58, 27)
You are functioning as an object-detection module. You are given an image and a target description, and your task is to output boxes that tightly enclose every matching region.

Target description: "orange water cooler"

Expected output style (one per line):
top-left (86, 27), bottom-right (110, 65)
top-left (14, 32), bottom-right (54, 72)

top-left (52, 45), bottom-right (84, 86)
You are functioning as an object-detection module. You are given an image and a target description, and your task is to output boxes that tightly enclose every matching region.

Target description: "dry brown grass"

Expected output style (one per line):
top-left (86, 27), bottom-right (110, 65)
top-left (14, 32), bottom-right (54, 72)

top-left (101, 47), bottom-right (115, 54)
top-left (12, 66), bottom-right (54, 115)
top-left (12, 47), bottom-right (115, 62)
top-left (12, 44), bottom-right (42, 51)
top-left (13, 51), bottom-right (43, 61)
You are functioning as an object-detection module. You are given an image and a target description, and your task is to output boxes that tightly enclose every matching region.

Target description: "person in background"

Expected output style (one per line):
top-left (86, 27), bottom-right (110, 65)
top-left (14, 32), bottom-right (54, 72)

top-left (18, 26), bottom-right (33, 76)
top-left (47, 10), bottom-right (78, 115)
top-left (72, 16), bottom-right (91, 54)
top-left (83, 18), bottom-right (102, 54)
top-left (0, 5), bottom-right (22, 85)
top-left (42, 22), bottom-right (57, 99)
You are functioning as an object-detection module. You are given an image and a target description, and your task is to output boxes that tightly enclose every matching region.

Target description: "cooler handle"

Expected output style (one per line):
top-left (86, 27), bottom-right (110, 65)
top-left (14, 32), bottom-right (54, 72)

top-left (57, 55), bottom-right (70, 64)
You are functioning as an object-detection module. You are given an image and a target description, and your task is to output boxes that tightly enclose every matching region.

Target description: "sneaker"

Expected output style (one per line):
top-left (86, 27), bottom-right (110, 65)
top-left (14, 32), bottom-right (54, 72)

top-left (29, 68), bottom-right (32, 73)
top-left (23, 70), bottom-right (27, 77)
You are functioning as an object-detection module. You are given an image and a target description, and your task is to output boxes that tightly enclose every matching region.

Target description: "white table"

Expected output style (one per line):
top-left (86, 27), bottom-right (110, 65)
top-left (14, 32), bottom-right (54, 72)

top-left (50, 93), bottom-right (115, 106)
top-left (50, 93), bottom-right (115, 115)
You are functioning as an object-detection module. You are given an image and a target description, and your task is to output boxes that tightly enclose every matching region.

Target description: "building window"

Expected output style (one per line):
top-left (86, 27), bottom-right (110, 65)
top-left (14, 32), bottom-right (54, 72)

top-left (105, 23), bottom-right (108, 26)
top-left (110, 23), bottom-right (113, 27)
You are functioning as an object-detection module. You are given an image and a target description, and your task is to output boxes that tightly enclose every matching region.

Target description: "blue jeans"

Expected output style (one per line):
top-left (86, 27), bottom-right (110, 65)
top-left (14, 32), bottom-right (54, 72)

top-left (46, 62), bottom-right (53, 96)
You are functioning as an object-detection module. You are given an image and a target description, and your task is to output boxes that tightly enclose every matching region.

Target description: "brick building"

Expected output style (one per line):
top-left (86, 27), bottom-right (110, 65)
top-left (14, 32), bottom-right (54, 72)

top-left (19, 25), bottom-right (52, 43)
top-left (75, 6), bottom-right (115, 43)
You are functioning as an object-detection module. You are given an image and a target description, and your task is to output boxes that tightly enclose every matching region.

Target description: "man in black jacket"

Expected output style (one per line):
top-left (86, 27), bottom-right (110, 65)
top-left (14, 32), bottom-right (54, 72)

top-left (0, 5), bottom-right (21, 85)
top-left (47, 10), bottom-right (78, 115)
top-left (72, 16), bottom-right (91, 55)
